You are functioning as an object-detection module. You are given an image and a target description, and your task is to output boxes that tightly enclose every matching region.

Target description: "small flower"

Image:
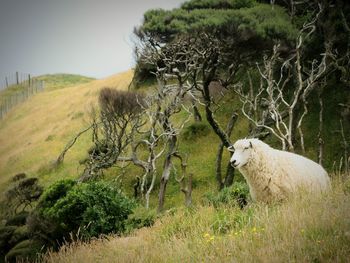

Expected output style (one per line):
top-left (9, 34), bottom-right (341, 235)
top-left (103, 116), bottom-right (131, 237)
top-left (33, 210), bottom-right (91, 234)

top-left (301, 229), bottom-right (305, 234)
top-left (252, 227), bottom-right (257, 233)
top-left (203, 233), bottom-right (210, 238)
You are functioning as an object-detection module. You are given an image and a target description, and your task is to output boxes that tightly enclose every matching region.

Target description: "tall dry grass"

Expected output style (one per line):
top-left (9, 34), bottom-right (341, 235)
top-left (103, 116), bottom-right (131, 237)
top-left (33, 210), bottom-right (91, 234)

top-left (45, 176), bottom-right (350, 263)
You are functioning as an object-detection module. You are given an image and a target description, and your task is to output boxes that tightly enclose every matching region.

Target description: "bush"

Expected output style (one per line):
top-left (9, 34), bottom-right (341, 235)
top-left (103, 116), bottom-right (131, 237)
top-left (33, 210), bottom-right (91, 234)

top-left (8, 225), bottom-right (30, 247)
top-left (205, 182), bottom-right (250, 208)
top-left (183, 122), bottom-right (210, 140)
top-left (35, 180), bottom-right (135, 241)
top-left (5, 239), bottom-right (46, 263)
top-left (5, 211), bottom-right (29, 226)
top-left (4, 176), bottom-right (43, 215)
top-left (0, 226), bottom-right (16, 254)
top-left (37, 179), bottom-right (76, 211)
top-left (126, 206), bottom-right (157, 233)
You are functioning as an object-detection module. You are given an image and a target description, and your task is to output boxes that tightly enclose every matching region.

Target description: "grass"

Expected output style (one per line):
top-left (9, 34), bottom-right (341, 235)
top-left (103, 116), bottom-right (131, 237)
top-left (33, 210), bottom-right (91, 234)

top-left (0, 74), bottom-right (94, 106)
top-left (35, 74), bottom-right (95, 91)
top-left (45, 176), bottom-right (350, 262)
top-left (0, 84), bottom-right (28, 105)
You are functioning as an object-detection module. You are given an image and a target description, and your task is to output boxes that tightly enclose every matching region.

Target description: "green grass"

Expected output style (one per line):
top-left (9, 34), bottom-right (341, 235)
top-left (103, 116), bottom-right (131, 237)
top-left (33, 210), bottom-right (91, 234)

top-left (45, 176), bottom-right (350, 262)
top-left (35, 74), bottom-right (95, 91)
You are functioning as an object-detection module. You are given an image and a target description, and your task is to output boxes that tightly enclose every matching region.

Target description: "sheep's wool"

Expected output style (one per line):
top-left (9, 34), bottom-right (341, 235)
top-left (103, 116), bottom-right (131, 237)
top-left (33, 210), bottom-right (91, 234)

top-left (230, 139), bottom-right (330, 202)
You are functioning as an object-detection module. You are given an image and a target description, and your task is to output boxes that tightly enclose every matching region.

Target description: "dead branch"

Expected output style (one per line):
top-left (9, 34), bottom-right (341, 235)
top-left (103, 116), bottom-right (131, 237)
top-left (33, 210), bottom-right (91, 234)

top-left (236, 5), bottom-right (330, 152)
top-left (55, 124), bottom-right (94, 166)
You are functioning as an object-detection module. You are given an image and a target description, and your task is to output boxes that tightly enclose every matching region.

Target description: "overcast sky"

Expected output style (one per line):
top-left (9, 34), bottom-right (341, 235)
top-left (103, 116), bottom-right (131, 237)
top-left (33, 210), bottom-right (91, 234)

top-left (0, 0), bottom-right (184, 87)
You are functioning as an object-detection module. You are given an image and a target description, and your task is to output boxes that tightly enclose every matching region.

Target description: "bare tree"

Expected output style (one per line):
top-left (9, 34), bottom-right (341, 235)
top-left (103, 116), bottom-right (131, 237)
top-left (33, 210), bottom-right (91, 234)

top-left (79, 88), bottom-right (144, 182)
top-left (236, 6), bottom-right (330, 151)
top-left (137, 33), bottom-right (242, 190)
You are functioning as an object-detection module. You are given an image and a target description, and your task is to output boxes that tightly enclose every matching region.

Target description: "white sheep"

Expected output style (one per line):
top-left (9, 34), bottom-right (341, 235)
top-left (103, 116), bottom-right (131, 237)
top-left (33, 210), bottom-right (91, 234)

top-left (228, 138), bottom-right (330, 203)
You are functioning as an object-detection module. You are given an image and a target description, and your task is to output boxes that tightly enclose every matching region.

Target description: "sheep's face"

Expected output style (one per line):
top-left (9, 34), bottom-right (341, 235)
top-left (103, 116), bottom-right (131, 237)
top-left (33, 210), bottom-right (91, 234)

top-left (228, 140), bottom-right (253, 169)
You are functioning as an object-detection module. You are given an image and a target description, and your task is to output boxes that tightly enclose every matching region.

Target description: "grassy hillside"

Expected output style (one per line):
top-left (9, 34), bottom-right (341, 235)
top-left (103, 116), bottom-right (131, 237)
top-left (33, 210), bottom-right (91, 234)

top-left (0, 70), bottom-right (133, 191)
top-left (45, 177), bottom-right (350, 262)
top-left (35, 74), bottom-right (95, 91)
top-left (0, 69), bottom-right (349, 262)
top-left (0, 74), bottom-right (94, 104)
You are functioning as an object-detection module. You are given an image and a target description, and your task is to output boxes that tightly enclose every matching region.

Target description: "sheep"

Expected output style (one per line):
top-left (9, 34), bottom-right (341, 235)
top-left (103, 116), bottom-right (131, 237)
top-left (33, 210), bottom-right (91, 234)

top-left (228, 138), bottom-right (330, 203)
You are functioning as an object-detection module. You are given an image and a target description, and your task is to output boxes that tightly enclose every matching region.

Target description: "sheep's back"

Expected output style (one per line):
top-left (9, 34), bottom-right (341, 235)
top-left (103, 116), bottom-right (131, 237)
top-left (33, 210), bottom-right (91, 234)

top-left (272, 149), bottom-right (330, 191)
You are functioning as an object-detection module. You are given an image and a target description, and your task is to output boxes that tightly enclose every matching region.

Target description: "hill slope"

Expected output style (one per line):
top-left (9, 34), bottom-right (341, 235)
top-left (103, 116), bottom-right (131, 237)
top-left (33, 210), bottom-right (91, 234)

top-left (46, 179), bottom-right (350, 262)
top-left (35, 74), bottom-right (95, 91)
top-left (0, 70), bottom-right (133, 190)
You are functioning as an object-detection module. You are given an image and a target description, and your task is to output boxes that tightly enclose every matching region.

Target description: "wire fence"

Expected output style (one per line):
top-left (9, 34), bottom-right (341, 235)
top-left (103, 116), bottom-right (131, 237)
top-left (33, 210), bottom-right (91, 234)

top-left (0, 72), bottom-right (45, 120)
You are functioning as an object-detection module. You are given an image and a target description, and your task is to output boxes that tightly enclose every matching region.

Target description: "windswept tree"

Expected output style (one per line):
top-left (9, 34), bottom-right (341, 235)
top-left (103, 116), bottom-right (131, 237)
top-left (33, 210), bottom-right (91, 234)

top-left (80, 89), bottom-right (144, 181)
top-left (134, 0), bottom-right (298, 189)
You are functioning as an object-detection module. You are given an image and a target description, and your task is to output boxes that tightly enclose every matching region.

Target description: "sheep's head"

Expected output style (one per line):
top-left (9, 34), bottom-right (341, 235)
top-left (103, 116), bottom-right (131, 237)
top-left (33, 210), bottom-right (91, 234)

top-left (228, 139), bottom-right (254, 169)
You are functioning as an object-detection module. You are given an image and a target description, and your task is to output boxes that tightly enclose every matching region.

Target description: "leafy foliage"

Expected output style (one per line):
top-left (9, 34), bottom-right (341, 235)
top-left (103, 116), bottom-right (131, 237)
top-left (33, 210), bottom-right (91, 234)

top-left (205, 182), bottom-right (250, 208)
top-left (183, 122), bottom-right (210, 140)
top-left (5, 239), bottom-right (46, 263)
top-left (138, 2), bottom-right (297, 42)
top-left (125, 206), bottom-right (157, 233)
top-left (181, 0), bottom-right (256, 10)
top-left (4, 174), bottom-right (43, 215)
top-left (135, 0), bottom-right (298, 86)
top-left (5, 211), bottom-right (29, 227)
top-left (0, 226), bottom-right (17, 255)
top-left (35, 180), bottom-right (135, 240)
top-left (37, 179), bottom-right (76, 211)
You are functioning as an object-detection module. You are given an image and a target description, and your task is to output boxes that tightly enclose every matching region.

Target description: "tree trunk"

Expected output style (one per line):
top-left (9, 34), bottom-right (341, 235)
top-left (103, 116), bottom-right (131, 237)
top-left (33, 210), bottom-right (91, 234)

top-left (224, 161), bottom-right (235, 187)
top-left (317, 88), bottom-right (324, 165)
top-left (215, 113), bottom-right (238, 190)
top-left (215, 143), bottom-right (224, 190)
top-left (158, 158), bottom-right (171, 212)
top-left (193, 104), bottom-right (202, 122)
top-left (183, 173), bottom-right (193, 207)
top-left (340, 120), bottom-right (349, 175)
top-left (201, 56), bottom-right (231, 148)
top-left (158, 134), bottom-right (177, 213)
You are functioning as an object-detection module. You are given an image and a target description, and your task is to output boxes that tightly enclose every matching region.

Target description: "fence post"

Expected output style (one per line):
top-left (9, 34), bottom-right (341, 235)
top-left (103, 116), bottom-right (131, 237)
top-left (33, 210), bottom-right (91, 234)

top-left (16, 72), bottom-right (19, 85)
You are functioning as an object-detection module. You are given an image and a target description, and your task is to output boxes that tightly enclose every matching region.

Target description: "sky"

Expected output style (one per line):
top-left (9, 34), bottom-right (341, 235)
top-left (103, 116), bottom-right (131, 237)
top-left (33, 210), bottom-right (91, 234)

top-left (0, 0), bottom-right (184, 88)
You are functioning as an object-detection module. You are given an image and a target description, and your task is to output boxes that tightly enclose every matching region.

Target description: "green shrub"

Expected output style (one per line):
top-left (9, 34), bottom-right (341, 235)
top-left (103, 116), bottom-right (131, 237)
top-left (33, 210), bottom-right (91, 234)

top-left (5, 211), bottom-right (29, 226)
top-left (37, 179), bottom-right (76, 211)
top-left (126, 206), bottom-right (157, 233)
top-left (4, 176), bottom-right (43, 215)
top-left (36, 180), bottom-right (135, 240)
top-left (205, 182), bottom-right (250, 208)
top-left (5, 239), bottom-right (46, 263)
top-left (0, 226), bottom-right (16, 254)
top-left (8, 225), bottom-right (30, 246)
top-left (183, 122), bottom-right (210, 140)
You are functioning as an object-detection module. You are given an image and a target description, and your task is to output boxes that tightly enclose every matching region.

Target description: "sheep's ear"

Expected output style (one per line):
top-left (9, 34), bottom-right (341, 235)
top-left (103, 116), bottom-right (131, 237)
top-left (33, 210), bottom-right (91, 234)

top-left (227, 145), bottom-right (235, 152)
top-left (249, 142), bottom-right (253, 148)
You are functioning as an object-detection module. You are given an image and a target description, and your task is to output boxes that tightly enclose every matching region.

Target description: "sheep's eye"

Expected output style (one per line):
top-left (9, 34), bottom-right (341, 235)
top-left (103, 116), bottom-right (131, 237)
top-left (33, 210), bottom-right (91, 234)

top-left (244, 147), bottom-right (249, 150)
